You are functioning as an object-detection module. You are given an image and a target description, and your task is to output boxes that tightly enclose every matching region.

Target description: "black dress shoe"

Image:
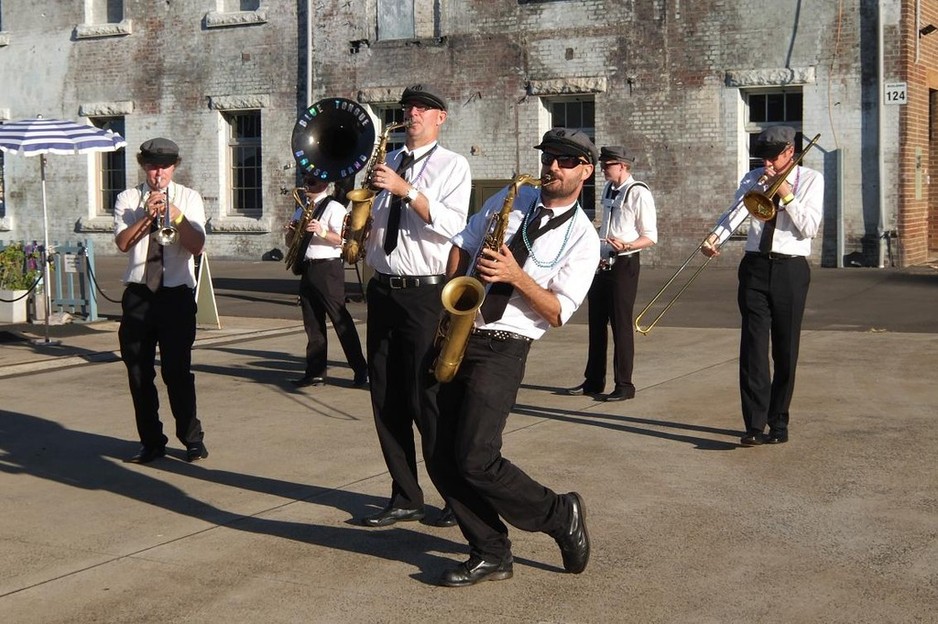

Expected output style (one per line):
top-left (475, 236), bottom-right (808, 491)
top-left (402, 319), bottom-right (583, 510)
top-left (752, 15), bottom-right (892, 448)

top-left (555, 492), bottom-right (590, 574)
top-left (565, 382), bottom-right (604, 396)
top-left (604, 386), bottom-right (636, 402)
top-left (291, 375), bottom-right (325, 388)
top-left (125, 445), bottom-right (166, 464)
top-left (361, 506), bottom-right (425, 527)
top-left (439, 556), bottom-right (513, 587)
top-left (740, 431), bottom-right (766, 446)
top-left (430, 505), bottom-right (457, 528)
top-left (352, 370), bottom-right (369, 388)
top-left (186, 442), bottom-right (209, 462)
top-left (766, 430), bottom-right (789, 444)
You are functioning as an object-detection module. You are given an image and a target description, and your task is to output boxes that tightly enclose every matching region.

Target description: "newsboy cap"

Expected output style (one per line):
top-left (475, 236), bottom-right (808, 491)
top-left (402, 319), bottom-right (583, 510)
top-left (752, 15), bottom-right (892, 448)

top-left (599, 145), bottom-right (636, 164)
top-left (534, 128), bottom-right (598, 165)
top-left (399, 84), bottom-right (447, 111)
top-left (752, 126), bottom-right (796, 159)
top-left (137, 138), bottom-right (180, 166)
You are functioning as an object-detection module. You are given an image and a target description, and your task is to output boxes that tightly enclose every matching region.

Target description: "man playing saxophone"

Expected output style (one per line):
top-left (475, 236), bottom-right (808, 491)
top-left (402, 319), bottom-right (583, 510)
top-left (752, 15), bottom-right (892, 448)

top-left (428, 129), bottom-right (600, 587)
top-left (358, 84), bottom-right (471, 529)
top-left (285, 174), bottom-right (367, 389)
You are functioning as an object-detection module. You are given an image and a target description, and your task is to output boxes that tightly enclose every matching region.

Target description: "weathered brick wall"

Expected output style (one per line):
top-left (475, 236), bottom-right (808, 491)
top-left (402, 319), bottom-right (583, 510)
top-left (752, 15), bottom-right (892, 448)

top-left (0, 1), bottom-right (918, 266)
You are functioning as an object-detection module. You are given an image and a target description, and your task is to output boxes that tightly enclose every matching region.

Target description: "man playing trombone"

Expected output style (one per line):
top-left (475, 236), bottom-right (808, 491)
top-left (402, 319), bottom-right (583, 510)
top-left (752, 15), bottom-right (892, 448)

top-left (701, 126), bottom-right (824, 446)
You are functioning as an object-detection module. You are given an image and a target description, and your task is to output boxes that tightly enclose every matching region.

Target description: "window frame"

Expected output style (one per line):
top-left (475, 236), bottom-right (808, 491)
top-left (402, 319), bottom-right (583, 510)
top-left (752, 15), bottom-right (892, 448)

top-left (224, 110), bottom-right (263, 219)
top-left (544, 95), bottom-right (597, 219)
top-left (90, 116), bottom-right (126, 217)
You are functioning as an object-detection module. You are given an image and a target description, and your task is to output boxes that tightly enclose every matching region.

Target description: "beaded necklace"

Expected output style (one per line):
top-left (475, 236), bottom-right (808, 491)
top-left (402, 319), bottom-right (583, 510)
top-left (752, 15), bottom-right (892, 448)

top-left (521, 200), bottom-right (578, 269)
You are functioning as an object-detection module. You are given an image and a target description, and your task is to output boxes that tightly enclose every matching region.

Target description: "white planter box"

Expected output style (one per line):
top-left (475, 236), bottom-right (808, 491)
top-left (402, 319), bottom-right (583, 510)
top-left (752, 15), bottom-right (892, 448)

top-left (0, 289), bottom-right (28, 323)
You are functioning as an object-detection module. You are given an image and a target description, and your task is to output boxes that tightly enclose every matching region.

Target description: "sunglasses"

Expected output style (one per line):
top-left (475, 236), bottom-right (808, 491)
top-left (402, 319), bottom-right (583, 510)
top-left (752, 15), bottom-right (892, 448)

top-left (401, 103), bottom-right (431, 113)
top-left (540, 153), bottom-right (588, 169)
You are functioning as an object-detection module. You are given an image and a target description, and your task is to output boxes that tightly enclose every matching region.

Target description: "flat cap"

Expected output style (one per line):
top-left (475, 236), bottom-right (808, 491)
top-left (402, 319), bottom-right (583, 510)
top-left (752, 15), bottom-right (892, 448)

top-left (752, 126), bottom-right (796, 159)
top-left (399, 84), bottom-right (447, 111)
top-left (534, 128), bottom-right (598, 165)
top-left (138, 138), bottom-right (180, 166)
top-left (599, 145), bottom-right (636, 164)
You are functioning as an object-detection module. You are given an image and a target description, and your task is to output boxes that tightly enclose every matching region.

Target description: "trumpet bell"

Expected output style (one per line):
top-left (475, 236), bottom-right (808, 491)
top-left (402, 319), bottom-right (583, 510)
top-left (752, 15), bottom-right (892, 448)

top-left (292, 98), bottom-right (377, 182)
top-left (156, 226), bottom-right (179, 246)
top-left (742, 192), bottom-right (776, 222)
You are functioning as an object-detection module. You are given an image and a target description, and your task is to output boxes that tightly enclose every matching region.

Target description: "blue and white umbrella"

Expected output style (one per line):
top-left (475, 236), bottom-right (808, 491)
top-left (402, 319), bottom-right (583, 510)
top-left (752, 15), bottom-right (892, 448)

top-left (0, 116), bottom-right (126, 343)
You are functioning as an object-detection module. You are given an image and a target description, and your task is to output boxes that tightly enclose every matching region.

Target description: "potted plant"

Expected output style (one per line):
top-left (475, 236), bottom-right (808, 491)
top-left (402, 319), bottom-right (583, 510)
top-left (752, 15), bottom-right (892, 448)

top-left (0, 242), bottom-right (42, 323)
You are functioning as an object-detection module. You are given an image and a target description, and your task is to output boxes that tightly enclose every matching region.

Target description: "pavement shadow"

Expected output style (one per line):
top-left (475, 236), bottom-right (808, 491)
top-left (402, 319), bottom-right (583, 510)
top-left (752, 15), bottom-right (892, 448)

top-left (0, 409), bottom-right (462, 581)
top-left (512, 403), bottom-right (740, 450)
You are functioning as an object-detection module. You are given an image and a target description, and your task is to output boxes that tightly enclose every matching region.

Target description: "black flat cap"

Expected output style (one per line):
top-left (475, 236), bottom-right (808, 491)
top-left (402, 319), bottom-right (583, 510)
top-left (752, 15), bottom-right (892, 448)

top-left (534, 128), bottom-right (598, 165)
top-left (752, 126), bottom-right (796, 159)
top-left (399, 84), bottom-right (447, 111)
top-left (138, 138), bottom-right (180, 166)
top-left (599, 146), bottom-right (636, 164)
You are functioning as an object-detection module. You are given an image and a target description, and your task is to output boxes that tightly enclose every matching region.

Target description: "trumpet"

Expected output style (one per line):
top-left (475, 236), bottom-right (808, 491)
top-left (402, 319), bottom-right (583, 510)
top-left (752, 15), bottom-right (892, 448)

top-left (152, 176), bottom-right (178, 246)
top-left (634, 133), bottom-right (821, 334)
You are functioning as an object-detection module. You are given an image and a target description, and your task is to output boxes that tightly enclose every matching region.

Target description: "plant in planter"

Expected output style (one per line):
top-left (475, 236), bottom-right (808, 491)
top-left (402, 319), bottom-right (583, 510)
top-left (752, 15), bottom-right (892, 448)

top-left (0, 242), bottom-right (42, 291)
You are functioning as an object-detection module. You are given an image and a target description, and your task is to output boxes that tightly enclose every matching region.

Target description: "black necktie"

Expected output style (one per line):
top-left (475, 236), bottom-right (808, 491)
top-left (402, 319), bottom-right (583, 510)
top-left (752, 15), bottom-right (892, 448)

top-left (479, 206), bottom-right (576, 323)
top-left (608, 188), bottom-right (620, 201)
top-left (144, 222), bottom-right (163, 292)
top-left (383, 152), bottom-right (415, 255)
top-left (758, 196), bottom-right (780, 253)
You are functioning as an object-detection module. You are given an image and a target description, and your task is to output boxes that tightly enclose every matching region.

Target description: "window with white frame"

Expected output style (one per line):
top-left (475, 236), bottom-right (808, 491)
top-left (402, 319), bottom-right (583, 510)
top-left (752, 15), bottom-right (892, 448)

top-left (746, 89), bottom-right (804, 170)
top-left (373, 104), bottom-right (407, 153)
top-left (376, 0), bottom-right (439, 41)
top-left (91, 116), bottom-right (126, 216)
top-left (87, 0), bottom-right (123, 24)
top-left (546, 96), bottom-right (596, 219)
top-left (225, 111), bottom-right (263, 218)
top-left (221, 0), bottom-right (259, 11)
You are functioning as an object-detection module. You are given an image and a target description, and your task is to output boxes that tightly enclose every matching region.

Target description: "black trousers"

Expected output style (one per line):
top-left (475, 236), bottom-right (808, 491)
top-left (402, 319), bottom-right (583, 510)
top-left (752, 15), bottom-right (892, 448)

top-left (118, 284), bottom-right (203, 449)
top-left (432, 334), bottom-right (572, 563)
top-left (584, 253), bottom-right (640, 391)
top-left (366, 278), bottom-right (445, 510)
top-left (737, 254), bottom-right (810, 434)
top-left (298, 258), bottom-right (366, 377)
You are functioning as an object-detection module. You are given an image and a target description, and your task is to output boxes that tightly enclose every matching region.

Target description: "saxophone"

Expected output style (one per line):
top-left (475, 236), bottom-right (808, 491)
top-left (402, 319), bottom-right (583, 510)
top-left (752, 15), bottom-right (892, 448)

top-left (284, 187), bottom-right (314, 275)
top-left (341, 120), bottom-right (410, 264)
top-left (432, 173), bottom-right (542, 383)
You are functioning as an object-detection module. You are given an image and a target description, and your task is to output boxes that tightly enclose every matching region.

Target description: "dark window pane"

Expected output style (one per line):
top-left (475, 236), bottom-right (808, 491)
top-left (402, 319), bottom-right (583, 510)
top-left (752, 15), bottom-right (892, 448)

top-left (766, 93), bottom-right (785, 121)
top-left (786, 92), bottom-right (803, 122)
top-left (552, 102), bottom-right (566, 127)
top-left (749, 94), bottom-right (766, 122)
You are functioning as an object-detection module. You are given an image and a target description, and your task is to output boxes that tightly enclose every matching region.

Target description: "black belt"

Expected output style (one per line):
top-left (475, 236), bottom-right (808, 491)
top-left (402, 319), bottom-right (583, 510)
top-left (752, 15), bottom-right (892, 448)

top-left (471, 328), bottom-right (533, 343)
top-left (746, 251), bottom-right (802, 260)
top-left (304, 257), bottom-right (340, 265)
top-left (374, 272), bottom-right (445, 289)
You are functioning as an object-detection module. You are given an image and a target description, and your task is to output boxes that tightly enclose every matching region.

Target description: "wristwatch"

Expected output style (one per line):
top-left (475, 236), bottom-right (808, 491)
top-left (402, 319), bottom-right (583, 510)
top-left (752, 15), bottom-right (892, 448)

top-left (404, 186), bottom-right (419, 203)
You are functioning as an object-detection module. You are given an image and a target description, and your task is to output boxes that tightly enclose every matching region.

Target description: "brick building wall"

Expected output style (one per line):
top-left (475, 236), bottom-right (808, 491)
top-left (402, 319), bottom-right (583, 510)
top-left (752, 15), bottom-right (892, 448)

top-left (0, 1), bottom-right (928, 267)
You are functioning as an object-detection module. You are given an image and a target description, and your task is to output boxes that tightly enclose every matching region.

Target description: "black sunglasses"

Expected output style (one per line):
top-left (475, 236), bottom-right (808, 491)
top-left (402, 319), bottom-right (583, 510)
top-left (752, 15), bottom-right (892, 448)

top-left (540, 153), bottom-right (588, 169)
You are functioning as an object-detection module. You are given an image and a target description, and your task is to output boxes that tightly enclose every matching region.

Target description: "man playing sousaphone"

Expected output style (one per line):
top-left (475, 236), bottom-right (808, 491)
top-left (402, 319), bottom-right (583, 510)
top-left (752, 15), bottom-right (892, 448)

top-left (429, 128), bottom-right (600, 587)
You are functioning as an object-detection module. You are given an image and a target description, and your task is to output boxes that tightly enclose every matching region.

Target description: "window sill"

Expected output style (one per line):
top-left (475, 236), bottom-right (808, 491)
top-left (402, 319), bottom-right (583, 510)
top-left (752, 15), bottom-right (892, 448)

top-left (371, 36), bottom-right (447, 49)
top-left (76, 216), bottom-right (114, 233)
top-left (0, 216), bottom-right (11, 231)
top-left (0, 32), bottom-right (10, 47)
top-left (204, 9), bottom-right (268, 29)
top-left (208, 216), bottom-right (271, 234)
top-left (74, 19), bottom-right (133, 40)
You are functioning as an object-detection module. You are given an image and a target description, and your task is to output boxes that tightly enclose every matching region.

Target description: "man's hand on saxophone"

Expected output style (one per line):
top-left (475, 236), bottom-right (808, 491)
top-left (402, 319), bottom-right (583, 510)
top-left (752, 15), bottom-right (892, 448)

top-left (476, 244), bottom-right (523, 286)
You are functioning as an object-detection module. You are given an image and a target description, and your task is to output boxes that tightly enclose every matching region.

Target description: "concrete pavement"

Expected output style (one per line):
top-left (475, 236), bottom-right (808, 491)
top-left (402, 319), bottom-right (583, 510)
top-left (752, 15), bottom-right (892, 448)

top-left (1, 260), bottom-right (937, 623)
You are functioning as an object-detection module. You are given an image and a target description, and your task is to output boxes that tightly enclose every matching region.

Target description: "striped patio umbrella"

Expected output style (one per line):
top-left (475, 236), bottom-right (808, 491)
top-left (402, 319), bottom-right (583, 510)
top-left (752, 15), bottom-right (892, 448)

top-left (0, 116), bottom-right (126, 344)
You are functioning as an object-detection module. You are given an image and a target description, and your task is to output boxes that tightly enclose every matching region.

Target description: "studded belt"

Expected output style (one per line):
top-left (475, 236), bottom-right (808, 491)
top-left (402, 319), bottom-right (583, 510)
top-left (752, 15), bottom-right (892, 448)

top-left (374, 272), bottom-right (445, 289)
top-left (745, 251), bottom-right (801, 260)
top-left (471, 328), bottom-right (533, 343)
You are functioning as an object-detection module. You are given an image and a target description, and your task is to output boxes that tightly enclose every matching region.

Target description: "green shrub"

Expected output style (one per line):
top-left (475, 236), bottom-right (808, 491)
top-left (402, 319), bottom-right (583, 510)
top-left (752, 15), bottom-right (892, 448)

top-left (0, 242), bottom-right (42, 291)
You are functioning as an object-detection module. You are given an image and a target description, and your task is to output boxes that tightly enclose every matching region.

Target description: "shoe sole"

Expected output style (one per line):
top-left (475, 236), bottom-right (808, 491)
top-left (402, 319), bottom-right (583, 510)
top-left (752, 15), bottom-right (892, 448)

top-left (440, 569), bottom-right (513, 587)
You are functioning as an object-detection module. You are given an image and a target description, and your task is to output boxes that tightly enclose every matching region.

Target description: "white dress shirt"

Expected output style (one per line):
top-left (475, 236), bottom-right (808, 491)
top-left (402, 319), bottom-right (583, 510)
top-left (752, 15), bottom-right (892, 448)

top-left (452, 185), bottom-right (600, 340)
top-left (711, 165), bottom-right (824, 256)
top-left (292, 190), bottom-right (346, 260)
top-left (114, 181), bottom-right (207, 288)
top-left (598, 175), bottom-right (658, 258)
top-left (365, 141), bottom-right (472, 276)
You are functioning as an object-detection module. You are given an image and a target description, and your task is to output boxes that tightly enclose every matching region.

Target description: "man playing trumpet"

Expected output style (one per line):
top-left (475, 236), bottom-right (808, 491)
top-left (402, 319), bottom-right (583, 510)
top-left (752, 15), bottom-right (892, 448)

top-left (701, 126), bottom-right (824, 446)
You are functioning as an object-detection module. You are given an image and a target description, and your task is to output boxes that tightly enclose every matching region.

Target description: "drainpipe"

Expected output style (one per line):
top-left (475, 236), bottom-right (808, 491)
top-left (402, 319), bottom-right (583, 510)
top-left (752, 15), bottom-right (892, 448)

top-left (877, 0), bottom-right (887, 268)
top-left (306, 0), bottom-right (313, 107)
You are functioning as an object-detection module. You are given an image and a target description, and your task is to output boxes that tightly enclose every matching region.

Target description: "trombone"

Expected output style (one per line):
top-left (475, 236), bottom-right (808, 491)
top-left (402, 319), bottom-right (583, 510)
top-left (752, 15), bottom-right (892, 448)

top-left (634, 132), bottom-right (821, 335)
